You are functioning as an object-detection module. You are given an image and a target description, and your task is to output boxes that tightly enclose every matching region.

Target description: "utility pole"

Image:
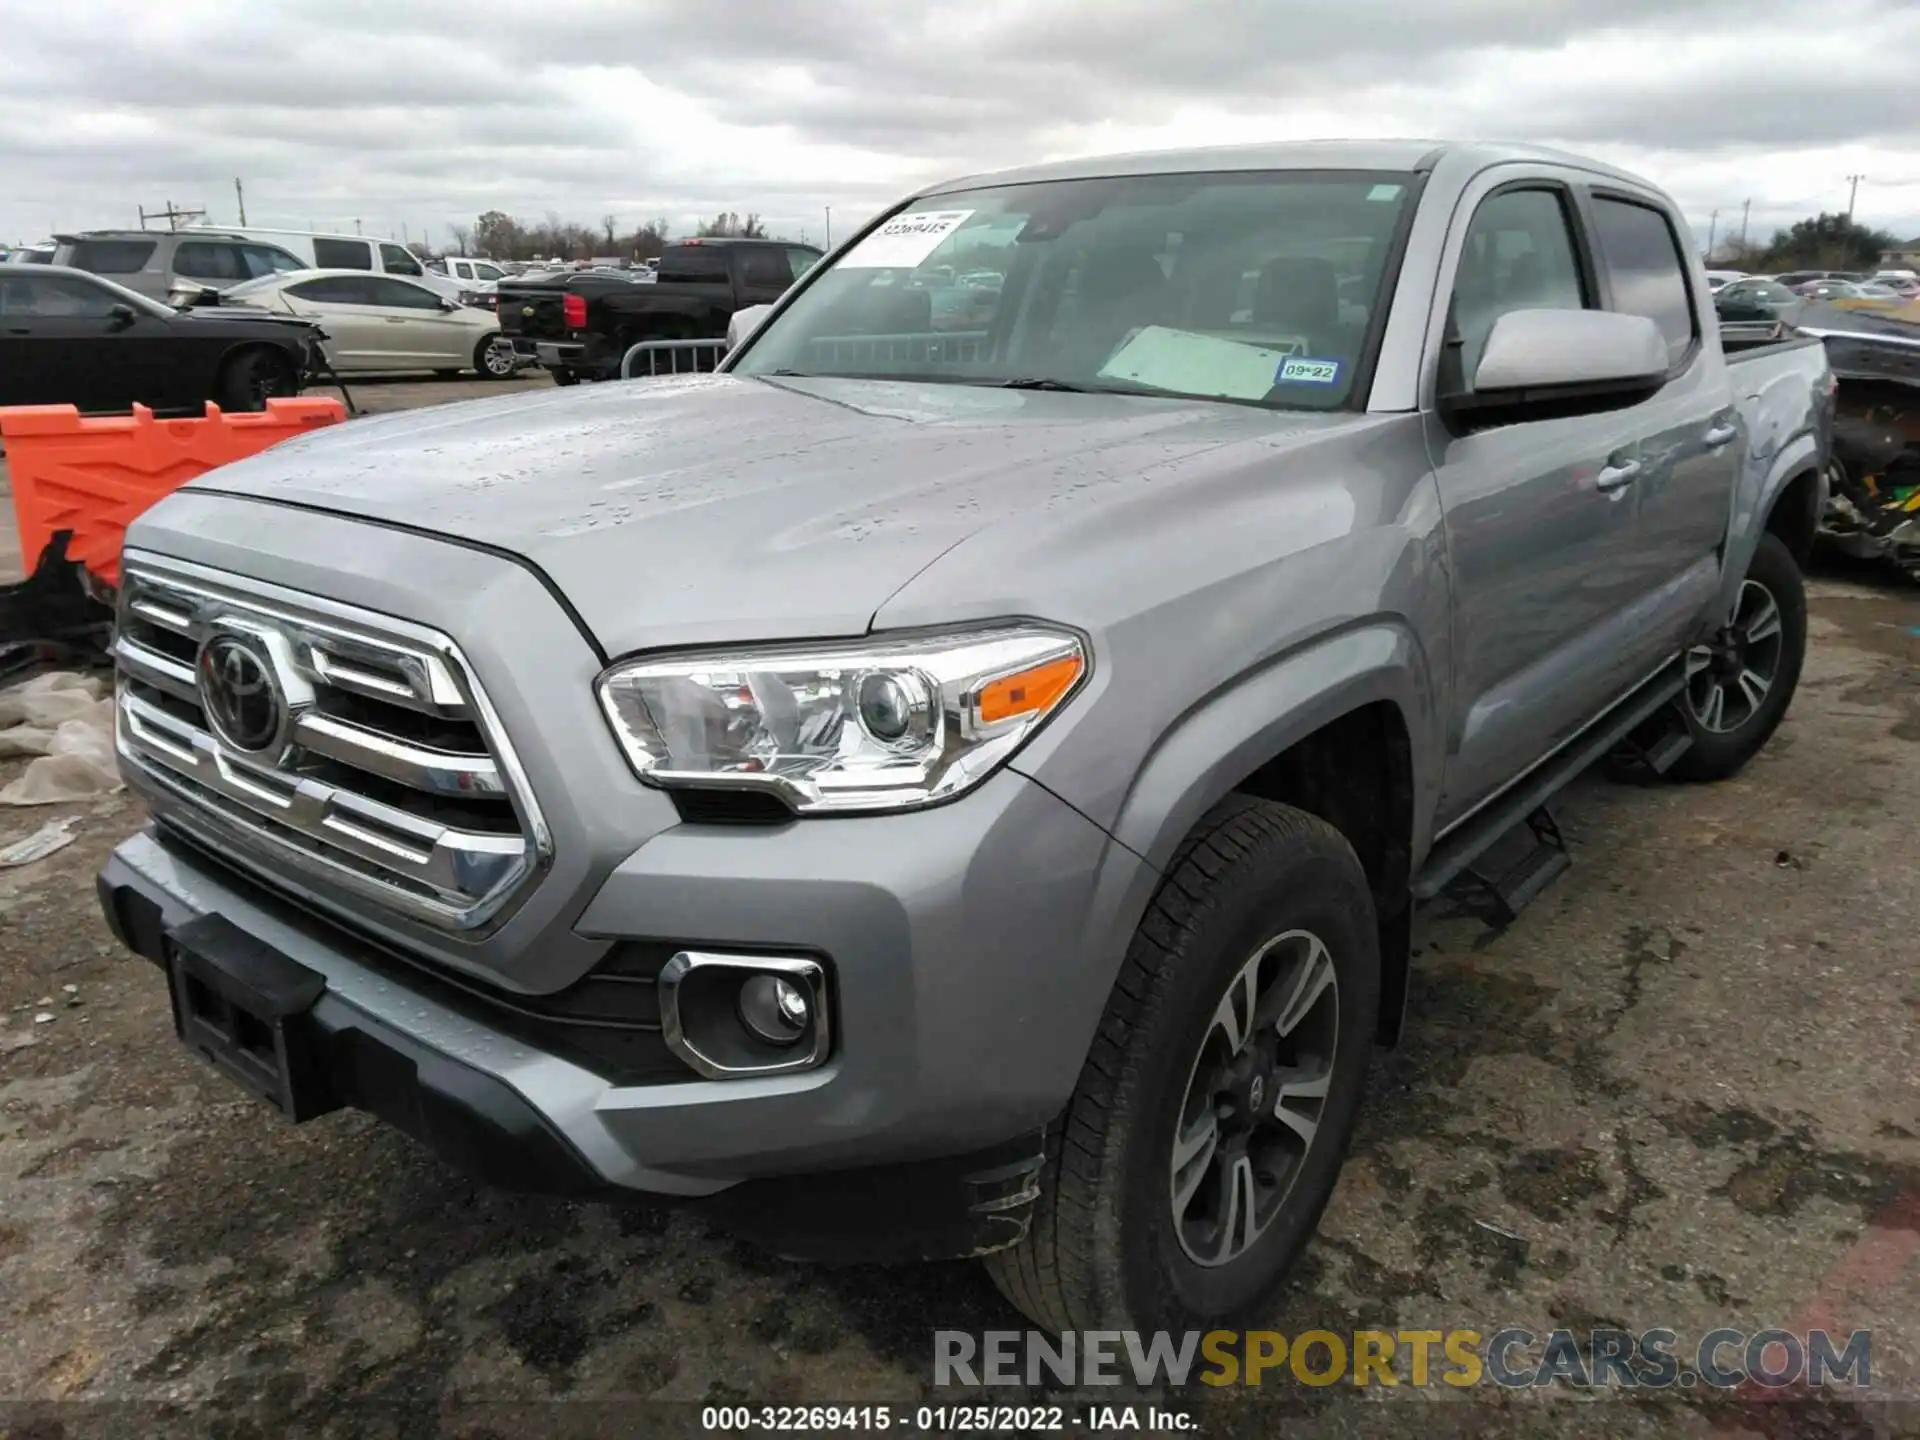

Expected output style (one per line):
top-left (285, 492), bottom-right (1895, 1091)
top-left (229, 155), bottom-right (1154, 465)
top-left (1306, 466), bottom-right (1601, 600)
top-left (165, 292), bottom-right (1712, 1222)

top-left (354, 218), bottom-right (363, 235)
top-left (139, 200), bottom-right (206, 232)
top-left (234, 178), bottom-right (246, 226)
top-left (1846, 174), bottom-right (1865, 219)
top-left (825, 206), bottom-right (832, 249)
top-left (1705, 209), bottom-right (1718, 260)
top-left (1739, 198), bottom-right (1751, 249)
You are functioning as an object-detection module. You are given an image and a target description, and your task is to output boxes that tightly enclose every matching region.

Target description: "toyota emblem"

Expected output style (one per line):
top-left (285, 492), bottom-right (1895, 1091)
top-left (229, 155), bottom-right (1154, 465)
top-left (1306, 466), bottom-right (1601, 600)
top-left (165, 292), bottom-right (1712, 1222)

top-left (521, 305), bottom-right (535, 317)
top-left (197, 635), bottom-right (288, 755)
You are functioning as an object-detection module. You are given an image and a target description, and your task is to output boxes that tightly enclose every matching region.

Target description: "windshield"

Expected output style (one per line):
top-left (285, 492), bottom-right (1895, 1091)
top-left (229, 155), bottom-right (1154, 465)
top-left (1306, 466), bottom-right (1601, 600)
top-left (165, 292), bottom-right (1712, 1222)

top-left (732, 170), bottom-right (1418, 410)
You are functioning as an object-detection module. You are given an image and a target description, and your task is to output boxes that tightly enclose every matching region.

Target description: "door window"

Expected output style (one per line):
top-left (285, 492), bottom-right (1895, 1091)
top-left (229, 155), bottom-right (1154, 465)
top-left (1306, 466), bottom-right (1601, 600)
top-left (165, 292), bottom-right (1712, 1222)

top-left (739, 249), bottom-right (792, 288)
top-left (1590, 196), bottom-right (1696, 367)
top-left (173, 241), bottom-right (244, 281)
top-left (1449, 188), bottom-right (1590, 383)
top-left (66, 239), bottom-right (156, 274)
top-left (287, 276), bottom-right (377, 305)
top-left (1, 274), bottom-right (120, 317)
top-left (472, 263), bottom-right (505, 281)
top-left (312, 237), bottom-right (373, 269)
top-left (241, 244), bottom-right (306, 277)
top-left (379, 243), bottom-right (425, 276)
top-left (363, 277), bottom-right (444, 310)
top-left (786, 247), bottom-right (821, 280)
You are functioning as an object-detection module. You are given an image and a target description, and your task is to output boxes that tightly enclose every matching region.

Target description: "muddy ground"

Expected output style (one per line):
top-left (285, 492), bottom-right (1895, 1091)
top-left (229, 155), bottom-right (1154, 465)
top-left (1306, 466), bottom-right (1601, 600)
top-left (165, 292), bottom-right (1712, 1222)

top-left (2, 377), bottom-right (1918, 1438)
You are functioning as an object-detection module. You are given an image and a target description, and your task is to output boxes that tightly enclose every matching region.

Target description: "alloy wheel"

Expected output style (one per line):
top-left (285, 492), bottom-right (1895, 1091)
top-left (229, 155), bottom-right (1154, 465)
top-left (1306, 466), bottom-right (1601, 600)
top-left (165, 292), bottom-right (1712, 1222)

top-left (1685, 578), bottom-right (1785, 734)
top-left (1169, 928), bottom-right (1340, 1267)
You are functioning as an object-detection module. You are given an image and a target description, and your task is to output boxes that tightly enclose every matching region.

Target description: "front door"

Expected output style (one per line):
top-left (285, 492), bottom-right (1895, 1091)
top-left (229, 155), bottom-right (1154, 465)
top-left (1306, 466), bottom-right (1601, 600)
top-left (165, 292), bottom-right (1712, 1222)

top-left (1426, 183), bottom-right (1653, 827)
top-left (360, 277), bottom-right (468, 368)
top-left (279, 276), bottom-right (386, 370)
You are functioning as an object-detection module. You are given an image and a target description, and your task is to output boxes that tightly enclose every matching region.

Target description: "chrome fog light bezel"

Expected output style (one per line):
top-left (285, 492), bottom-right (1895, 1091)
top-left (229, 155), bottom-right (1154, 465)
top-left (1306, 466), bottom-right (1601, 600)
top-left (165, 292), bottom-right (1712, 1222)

top-left (658, 951), bottom-right (831, 1079)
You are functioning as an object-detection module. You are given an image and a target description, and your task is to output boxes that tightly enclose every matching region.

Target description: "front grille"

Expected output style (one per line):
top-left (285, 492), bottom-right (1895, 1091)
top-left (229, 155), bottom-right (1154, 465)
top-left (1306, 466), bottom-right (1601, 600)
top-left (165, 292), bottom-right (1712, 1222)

top-left (113, 553), bottom-right (550, 931)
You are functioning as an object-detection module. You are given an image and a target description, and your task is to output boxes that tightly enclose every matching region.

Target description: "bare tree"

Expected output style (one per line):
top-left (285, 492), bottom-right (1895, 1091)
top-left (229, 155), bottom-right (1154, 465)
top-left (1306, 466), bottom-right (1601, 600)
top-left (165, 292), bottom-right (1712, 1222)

top-left (602, 214), bottom-right (618, 249)
top-left (448, 223), bottom-right (473, 255)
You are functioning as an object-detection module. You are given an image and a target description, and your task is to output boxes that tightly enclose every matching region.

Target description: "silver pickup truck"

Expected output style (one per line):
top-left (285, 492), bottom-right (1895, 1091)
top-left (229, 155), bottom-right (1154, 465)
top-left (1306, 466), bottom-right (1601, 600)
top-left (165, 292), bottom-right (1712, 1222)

top-left (98, 140), bottom-right (1831, 1334)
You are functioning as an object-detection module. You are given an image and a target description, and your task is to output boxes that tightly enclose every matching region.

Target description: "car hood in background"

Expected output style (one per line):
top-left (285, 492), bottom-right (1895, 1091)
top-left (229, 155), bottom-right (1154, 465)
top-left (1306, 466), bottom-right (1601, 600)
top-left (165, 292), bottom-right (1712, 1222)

top-left (185, 374), bottom-right (1369, 655)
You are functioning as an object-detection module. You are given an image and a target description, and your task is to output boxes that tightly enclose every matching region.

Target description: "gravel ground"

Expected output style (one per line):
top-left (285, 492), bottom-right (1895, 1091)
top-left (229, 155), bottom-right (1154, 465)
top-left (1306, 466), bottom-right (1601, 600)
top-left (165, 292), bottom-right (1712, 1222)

top-left (2, 376), bottom-right (1918, 1438)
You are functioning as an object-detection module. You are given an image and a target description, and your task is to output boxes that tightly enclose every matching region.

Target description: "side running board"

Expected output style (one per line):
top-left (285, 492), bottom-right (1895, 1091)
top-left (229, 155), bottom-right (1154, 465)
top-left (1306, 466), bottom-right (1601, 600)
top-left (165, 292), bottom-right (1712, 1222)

top-left (1413, 659), bottom-right (1691, 919)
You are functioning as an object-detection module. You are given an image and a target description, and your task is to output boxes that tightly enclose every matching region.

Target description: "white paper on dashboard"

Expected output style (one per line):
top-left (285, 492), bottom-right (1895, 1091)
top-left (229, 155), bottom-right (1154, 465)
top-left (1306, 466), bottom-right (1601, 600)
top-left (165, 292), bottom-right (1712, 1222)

top-left (1096, 326), bottom-right (1302, 400)
top-left (838, 210), bottom-right (976, 268)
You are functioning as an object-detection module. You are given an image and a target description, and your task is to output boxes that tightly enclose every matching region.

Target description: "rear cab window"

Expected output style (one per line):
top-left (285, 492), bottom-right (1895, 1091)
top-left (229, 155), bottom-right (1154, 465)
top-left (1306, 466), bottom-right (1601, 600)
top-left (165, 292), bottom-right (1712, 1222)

top-left (1588, 195), bottom-right (1697, 368)
top-left (659, 244), bottom-right (730, 281)
top-left (67, 238), bottom-right (157, 274)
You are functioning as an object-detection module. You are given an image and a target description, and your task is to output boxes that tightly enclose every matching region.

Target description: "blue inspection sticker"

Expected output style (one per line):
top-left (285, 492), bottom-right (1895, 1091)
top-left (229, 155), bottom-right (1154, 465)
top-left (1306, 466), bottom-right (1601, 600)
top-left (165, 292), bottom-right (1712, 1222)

top-left (1276, 356), bottom-right (1342, 385)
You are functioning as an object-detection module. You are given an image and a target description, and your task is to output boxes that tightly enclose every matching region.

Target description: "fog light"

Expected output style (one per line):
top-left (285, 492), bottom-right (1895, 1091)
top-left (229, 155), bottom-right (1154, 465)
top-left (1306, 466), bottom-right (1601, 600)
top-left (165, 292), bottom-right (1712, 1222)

top-left (737, 974), bottom-right (810, 1046)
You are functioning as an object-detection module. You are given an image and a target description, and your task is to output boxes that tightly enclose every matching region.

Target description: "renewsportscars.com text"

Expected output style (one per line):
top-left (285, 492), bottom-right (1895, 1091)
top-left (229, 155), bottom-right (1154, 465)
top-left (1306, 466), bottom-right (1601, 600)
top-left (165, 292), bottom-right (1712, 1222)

top-left (934, 1327), bottom-right (1873, 1390)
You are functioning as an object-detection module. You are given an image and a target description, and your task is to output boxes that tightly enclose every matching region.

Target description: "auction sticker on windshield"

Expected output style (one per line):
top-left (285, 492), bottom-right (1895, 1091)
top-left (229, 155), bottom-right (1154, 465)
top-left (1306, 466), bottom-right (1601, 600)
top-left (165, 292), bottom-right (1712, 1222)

top-left (840, 210), bottom-right (976, 268)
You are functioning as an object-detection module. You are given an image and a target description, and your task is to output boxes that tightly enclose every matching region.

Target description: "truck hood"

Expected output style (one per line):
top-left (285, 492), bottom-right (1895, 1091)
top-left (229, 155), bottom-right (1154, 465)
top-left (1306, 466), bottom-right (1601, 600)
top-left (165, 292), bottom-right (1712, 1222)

top-left (190, 374), bottom-right (1365, 655)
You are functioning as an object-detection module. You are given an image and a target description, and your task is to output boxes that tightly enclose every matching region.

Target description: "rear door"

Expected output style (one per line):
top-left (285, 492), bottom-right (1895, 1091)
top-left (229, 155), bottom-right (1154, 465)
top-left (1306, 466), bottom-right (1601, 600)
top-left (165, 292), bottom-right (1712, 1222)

top-left (1424, 178), bottom-right (1654, 825)
top-left (1580, 191), bottom-right (1738, 661)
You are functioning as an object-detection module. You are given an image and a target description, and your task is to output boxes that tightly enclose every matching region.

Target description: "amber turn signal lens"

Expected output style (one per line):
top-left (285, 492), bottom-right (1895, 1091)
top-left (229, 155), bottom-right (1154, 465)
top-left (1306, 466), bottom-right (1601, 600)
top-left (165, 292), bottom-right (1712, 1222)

top-left (976, 654), bottom-right (1084, 725)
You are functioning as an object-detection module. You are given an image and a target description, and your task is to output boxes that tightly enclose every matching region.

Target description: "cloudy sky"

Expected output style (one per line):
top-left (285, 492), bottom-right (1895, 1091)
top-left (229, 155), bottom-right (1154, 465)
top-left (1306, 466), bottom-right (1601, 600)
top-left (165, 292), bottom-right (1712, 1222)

top-left (5, 0), bottom-right (1919, 255)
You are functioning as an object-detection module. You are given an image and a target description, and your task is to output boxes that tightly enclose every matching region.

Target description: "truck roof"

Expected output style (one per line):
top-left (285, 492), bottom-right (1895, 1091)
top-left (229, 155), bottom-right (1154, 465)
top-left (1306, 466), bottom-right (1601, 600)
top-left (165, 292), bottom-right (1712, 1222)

top-left (918, 138), bottom-right (1660, 197)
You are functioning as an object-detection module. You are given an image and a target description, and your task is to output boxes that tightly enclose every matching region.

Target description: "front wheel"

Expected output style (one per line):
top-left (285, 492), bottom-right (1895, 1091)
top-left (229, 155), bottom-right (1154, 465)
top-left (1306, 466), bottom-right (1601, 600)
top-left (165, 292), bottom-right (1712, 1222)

top-left (1668, 532), bottom-right (1807, 782)
top-left (474, 334), bottom-right (518, 380)
top-left (985, 796), bottom-right (1379, 1333)
top-left (216, 348), bottom-right (297, 412)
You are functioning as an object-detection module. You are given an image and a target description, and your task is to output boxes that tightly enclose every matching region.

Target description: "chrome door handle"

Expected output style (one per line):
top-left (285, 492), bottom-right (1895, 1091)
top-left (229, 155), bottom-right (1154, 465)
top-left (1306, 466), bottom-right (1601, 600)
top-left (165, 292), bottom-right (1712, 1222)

top-left (1595, 459), bottom-right (1642, 492)
top-left (1703, 421), bottom-right (1738, 447)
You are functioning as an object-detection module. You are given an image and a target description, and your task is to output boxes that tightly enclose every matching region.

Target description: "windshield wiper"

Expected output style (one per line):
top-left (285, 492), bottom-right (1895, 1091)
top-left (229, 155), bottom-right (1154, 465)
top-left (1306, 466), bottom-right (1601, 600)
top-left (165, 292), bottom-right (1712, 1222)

top-left (997, 377), bottom-right (1085, 391)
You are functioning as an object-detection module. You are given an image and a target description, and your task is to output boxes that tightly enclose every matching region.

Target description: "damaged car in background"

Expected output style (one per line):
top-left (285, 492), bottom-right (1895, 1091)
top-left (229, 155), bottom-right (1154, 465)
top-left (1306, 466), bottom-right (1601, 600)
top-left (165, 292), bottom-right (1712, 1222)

top-left (1799, 304), bottom-right (1920, 579)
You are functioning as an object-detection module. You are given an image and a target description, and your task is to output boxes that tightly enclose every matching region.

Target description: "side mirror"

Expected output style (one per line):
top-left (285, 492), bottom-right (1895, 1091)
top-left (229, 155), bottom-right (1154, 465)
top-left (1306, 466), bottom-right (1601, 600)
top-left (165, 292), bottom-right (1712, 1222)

top-left (726, 303), bottom-right (774, 353)
top-left (1444, 309), bottom-right (1668, 428)
top-left (107, 302), bottom-right (138, 329)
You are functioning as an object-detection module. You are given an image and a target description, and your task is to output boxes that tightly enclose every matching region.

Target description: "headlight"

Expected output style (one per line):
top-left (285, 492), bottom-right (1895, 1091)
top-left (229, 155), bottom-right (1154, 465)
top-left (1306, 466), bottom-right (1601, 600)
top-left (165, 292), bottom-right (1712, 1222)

top-left (596, 626), bottom-right (1087, 814)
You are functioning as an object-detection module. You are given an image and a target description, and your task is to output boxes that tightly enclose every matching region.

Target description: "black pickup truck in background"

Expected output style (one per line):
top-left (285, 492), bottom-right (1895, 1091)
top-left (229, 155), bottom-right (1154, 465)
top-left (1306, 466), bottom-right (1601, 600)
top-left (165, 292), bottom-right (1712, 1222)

top-left (497, 238), bottom-right (822, 384)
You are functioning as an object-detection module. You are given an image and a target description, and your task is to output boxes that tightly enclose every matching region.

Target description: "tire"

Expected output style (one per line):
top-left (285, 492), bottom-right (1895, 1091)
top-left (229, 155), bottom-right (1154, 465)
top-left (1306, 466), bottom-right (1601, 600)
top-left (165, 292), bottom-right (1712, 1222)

top-left (216, 348), bottom-right (297, 412)
top-left (984, 796), bottom-right (1380, 1333)
top-left (1668, 532), bottom-right (1807, 782)
top-left (473, 334), bottom-right (517, 381)
top-left (550, 367), bottom-right (581, 387)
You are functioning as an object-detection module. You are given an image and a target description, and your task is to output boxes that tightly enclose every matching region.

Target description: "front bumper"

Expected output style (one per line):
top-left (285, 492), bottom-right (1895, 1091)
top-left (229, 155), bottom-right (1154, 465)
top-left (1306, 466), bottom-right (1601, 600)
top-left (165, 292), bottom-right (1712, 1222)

top-left (99, 763), bottom-right (1141, 1226)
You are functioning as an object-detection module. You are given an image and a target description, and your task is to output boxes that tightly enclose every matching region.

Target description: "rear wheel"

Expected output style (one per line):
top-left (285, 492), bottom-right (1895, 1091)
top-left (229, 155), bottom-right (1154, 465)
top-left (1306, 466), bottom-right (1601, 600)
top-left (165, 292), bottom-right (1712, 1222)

top-left (984, 796), bottom-right (1379, 1332)
top-left (216, 348), bottom-right (297, 412)
top-left (1669, 532), bottom-right (1806, 781)
top-left (474, 334), bottom-right (517, 380)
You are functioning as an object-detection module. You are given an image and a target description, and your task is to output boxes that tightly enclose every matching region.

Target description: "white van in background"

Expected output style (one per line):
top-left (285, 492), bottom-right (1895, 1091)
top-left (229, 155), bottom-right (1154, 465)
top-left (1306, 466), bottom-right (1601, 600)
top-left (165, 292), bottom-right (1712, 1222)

top-left (186, 228), bottom-right (461, 298)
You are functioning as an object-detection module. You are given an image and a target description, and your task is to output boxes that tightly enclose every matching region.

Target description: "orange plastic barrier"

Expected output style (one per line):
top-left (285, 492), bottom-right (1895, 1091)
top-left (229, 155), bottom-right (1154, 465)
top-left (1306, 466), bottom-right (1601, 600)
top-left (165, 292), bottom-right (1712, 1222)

top-left (1, 398), bottom-right (347, 585)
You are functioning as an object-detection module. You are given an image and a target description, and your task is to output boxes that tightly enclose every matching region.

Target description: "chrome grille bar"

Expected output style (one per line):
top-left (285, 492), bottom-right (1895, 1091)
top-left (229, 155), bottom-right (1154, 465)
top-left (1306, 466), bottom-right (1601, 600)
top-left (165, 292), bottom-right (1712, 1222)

top-left (112, 553), bottom-right (548, 930)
